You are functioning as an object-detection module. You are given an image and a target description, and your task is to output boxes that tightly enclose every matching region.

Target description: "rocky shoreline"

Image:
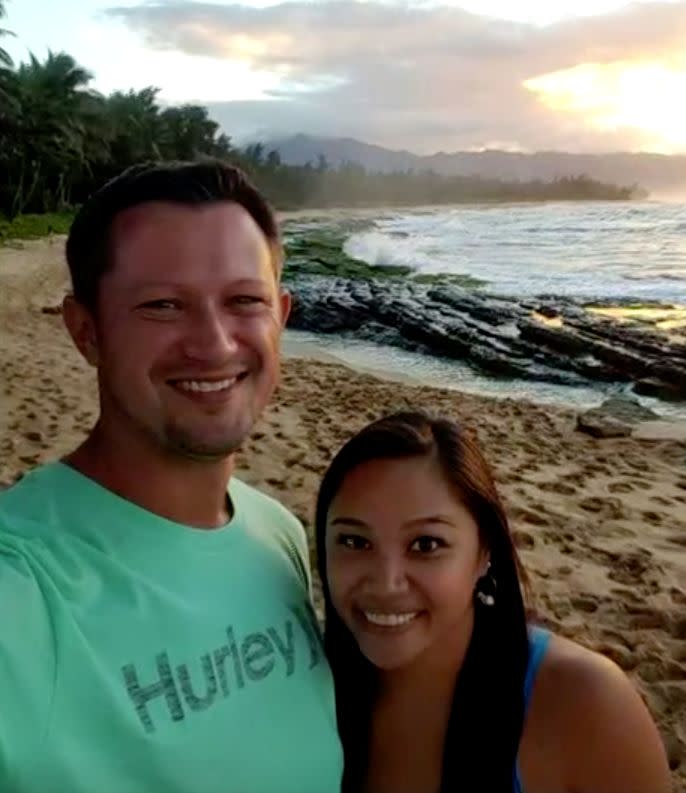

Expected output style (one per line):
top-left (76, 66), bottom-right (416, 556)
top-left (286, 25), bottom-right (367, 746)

top-left (283, 223), bottom-right (686, 404)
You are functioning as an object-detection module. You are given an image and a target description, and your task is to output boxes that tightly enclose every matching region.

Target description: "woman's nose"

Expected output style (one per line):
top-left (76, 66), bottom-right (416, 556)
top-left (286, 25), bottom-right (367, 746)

top-left (364, 553), bottom-right (409, 596)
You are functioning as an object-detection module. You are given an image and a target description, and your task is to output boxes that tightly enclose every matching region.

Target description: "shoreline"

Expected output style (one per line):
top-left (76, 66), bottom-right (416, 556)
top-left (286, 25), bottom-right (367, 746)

top-left (283, 328), bottom-right (686, 421)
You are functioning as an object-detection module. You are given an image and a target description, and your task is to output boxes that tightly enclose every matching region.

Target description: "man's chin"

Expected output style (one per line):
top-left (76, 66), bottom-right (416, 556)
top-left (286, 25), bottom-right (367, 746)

top-left (161, 425), bottom-right (250, 461)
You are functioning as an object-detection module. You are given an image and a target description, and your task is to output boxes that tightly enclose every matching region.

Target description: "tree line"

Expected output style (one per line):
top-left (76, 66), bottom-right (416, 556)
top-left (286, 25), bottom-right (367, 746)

top-left (0, 2), bottom-right (637, 219)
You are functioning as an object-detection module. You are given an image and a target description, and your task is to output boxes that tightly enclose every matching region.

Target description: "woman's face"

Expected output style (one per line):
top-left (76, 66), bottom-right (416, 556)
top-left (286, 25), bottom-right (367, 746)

top-left (325, 454), bottom-right (488, 671)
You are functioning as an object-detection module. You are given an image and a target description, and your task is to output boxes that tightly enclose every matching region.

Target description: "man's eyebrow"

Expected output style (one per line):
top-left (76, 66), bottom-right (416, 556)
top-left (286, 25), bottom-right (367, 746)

top-left (126, 278), bottom-right (271, 292)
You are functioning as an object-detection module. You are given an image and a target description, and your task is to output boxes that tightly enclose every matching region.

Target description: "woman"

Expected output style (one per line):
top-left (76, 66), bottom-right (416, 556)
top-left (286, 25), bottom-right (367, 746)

top-left (315, 411), bottom-right (672, 793)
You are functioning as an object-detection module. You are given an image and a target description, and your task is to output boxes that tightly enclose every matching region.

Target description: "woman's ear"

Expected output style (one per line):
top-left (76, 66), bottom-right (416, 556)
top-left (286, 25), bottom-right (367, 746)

top-left (478, 553), bottom-right (491, 579)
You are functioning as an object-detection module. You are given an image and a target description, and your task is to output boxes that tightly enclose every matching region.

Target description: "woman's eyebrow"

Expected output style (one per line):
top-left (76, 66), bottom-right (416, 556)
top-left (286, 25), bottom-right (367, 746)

top-left (329, 517), bottom-right (371, 529)
top-left (402, 515), bottom-right (458, 529)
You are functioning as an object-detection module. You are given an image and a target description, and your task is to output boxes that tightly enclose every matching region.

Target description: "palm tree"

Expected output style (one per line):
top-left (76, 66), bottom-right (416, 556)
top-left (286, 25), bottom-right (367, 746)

top-left (0, 0), bottom-right (15, 68)
top-left (159, 104), bottom-right (226, 161)
top-left (8, 51), bottom-right (103, 214)
top-left (103, 87), bottom-right (163, 167)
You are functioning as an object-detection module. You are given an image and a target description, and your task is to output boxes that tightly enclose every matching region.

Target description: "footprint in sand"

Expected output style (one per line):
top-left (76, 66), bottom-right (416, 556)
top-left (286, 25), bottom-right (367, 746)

top-left (626, 606), bottom-right (669, 631)
top-left (539, 480), bottom-right (577, 496)
top-left (667, 534), bottom-right (686, 548)
top-left (579, 496), bottom-right (626, 520)
top-left (670, 588), bottom-right (686, 605)
top-left (607, 480), bottom-right (634, 494)
top-left (650, 495), bottom-right (674, 507)
top-left (663, 662), bottom-right (686, 682)
top-left (637, 660), bottom-right (667, 684)
top-left (570, 595), bottom-right (599, 614)
top-left (670, 617), bottom-right (686, 640)
top-left (607, 550), bottom-right (655, 586)
top-left (511, 507), bottom-right (550, 527)
top-left (610, 586), bottom-right (642, 602)
top-left (626, 459), bottom-right (651, 473)
top-left (556, 565), bottom-right (573, 577)
top-left (512, 529), bottom-right (536, 550)
top-left (19, 455), bottom-right (38, 466)
top-left (664, 735), bottom-right (684, 774)
top-left (594, 642), bottom-right (636, 671)
top-left (642, 511), bottom-right (664, 525)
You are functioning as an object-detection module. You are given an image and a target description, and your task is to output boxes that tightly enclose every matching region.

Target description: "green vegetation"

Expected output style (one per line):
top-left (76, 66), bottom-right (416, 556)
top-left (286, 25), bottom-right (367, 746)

top-left (0, 212), bottom-right (73, 242)
top-left (0, 0), bottom-right (637, 234)
top-left (283, 225), bottom-right (487, 288)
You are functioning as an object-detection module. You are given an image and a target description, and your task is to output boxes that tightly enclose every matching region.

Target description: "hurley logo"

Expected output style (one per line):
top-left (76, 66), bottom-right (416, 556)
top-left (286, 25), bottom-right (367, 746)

top-left (121, 604), bottom-right (322, 733)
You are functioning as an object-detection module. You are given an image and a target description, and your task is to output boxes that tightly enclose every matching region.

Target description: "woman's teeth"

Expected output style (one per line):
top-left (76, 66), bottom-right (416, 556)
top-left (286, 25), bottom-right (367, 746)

top-left (177, 378), bottom-right (236, 393)
top-left (364, 611), bottom-right (419, 627)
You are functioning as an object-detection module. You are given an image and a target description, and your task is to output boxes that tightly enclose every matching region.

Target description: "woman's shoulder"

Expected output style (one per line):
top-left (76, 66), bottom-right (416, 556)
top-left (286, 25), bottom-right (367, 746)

top-left (521, 629), bottom-right (672, 793)
top-left (534, 629), bottom-right (622, 693)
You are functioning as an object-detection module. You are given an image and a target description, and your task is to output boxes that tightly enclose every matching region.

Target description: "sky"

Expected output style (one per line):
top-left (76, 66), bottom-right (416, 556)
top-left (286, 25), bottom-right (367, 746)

top-left (3, 0), bottom-right (686, 154)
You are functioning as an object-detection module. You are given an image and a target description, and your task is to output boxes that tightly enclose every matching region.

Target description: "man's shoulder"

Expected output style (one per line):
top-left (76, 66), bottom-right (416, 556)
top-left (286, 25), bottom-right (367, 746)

top-left (230, 476), bottom-right (312, 592)
top-left (230, 476), bottom-right (303, 528)
top-left (0, 462), bottom-right (63, 542)
top-left (0, 470), bottom-right (58, 665)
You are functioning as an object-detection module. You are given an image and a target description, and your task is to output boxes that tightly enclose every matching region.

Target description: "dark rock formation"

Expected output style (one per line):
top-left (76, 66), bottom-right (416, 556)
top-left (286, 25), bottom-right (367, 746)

top-left (576, 397), bottom-right (660, 438)
top-left (287, 276), bottom-right (686, 401)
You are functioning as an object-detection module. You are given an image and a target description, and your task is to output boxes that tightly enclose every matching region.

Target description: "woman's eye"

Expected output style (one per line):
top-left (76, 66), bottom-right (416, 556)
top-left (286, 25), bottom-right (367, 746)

top-left (410, 536), bottom-right (444, 554)
top-left (336, 534), bottom-right (369, 551)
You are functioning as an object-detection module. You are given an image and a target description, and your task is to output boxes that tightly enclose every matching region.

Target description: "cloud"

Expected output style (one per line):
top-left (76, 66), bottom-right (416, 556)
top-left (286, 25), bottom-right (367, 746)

top-left (105, 0), bottom-right (686, 152)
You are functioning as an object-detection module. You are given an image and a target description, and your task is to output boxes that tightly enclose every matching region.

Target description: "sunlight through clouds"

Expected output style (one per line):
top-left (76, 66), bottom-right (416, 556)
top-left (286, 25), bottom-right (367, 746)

top-left (524, 59), bottom-right (686, 153)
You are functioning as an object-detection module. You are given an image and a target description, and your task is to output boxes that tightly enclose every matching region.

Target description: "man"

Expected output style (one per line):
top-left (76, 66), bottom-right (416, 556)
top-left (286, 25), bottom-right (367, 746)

top-left (0, 161), bottom-right (343, 793)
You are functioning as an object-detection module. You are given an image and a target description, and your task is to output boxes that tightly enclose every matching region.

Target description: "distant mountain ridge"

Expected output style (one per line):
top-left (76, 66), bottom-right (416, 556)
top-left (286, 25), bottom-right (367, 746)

top-left (264, 134), bottom-right (686, 195)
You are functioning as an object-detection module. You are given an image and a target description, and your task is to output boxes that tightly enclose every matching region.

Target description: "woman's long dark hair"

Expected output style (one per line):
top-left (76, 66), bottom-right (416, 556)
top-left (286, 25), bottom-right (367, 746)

top-left (315, 411), bottom-right (530, 793)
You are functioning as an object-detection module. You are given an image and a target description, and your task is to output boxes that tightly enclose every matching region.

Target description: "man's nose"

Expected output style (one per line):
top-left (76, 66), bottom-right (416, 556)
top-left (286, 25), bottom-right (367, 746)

top-left (181, 305), bottom-right (240, 362)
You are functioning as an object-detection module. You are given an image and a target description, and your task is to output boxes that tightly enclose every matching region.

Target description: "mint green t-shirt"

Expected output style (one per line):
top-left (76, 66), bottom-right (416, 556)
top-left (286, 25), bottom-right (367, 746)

top-left (0, 463), bottom-right (343, 793)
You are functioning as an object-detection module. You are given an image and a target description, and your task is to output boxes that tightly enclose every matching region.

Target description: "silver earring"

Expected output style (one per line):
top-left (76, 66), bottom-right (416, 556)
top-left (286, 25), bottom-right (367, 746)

top-left (475, 562), bottom-right (497, 607)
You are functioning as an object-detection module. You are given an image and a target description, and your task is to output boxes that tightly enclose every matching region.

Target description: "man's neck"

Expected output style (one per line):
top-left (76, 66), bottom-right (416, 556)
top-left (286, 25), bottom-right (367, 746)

top-left (65, 422), bottom-right (235, 529)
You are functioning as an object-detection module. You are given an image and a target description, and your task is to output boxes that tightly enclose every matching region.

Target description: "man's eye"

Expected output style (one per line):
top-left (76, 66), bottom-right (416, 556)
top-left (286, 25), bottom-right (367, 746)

top-left (139, 299), bottom-right (181, 311)
top-left (231, 295), bottom-right (265, 306)
top-left (409, 536), bottom-right (444, 554)
top-left (336, 534), bottom-right (370, 551)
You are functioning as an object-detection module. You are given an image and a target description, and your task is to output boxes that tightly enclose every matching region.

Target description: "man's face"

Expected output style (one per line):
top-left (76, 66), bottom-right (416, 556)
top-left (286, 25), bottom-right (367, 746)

top-left (83, 201), bottom-right (289, 460)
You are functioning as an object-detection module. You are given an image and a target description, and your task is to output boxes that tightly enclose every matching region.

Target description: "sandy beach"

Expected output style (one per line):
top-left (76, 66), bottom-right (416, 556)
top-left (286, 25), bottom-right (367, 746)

top-left (1, 235), bottom-right (685, 787)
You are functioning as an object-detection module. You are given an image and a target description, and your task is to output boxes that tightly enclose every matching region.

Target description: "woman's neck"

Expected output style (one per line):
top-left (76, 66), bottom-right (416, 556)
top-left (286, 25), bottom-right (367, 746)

top-left (377, 607), bottom-right (475, 708)
top-left (363, 610), bottom-right (477, 793)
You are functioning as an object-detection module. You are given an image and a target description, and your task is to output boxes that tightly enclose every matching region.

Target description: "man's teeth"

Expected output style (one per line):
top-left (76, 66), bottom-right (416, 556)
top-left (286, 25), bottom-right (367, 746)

top-left (177, 378), bottom-right (236, 393)
top-left (364, 611), bottom-right (418, 627)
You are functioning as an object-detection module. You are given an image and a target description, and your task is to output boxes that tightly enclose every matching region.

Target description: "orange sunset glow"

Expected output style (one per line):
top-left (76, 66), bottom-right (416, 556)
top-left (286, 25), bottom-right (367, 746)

top-left (524, 59), bottom-right (686, 153)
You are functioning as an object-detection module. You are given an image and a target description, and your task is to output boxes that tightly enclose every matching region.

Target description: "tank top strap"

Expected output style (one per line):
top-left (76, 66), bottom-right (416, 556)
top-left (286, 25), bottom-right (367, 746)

top-left (514, 625), bottom-right (552, 793)
top-left (523, 625), bottom-right (552, 705)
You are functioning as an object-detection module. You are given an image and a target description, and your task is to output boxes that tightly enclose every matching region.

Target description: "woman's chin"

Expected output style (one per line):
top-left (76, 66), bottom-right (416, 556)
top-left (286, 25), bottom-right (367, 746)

top-left (356, 639), bottom-right (424, 671)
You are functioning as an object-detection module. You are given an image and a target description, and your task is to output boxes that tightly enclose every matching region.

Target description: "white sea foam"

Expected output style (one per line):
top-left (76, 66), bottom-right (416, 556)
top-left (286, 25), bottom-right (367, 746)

top-left (343, 201), bottom-right (686, 301)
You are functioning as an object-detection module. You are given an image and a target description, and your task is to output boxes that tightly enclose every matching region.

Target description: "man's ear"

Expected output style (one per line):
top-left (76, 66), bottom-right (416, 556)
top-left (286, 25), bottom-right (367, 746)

top-left (62, 294), bottom-right (99, 367)
top-left (279, 288), bottom-right (292, 329)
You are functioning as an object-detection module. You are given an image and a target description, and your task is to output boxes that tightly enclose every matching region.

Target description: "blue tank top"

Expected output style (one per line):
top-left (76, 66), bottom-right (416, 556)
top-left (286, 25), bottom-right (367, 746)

top-left (513, 626), bottom-right (552, 793)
